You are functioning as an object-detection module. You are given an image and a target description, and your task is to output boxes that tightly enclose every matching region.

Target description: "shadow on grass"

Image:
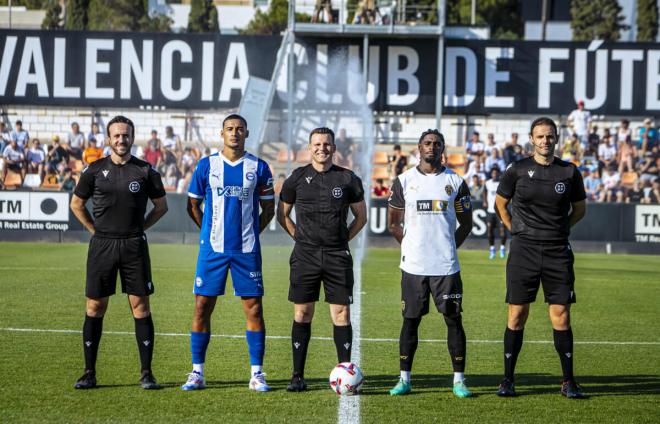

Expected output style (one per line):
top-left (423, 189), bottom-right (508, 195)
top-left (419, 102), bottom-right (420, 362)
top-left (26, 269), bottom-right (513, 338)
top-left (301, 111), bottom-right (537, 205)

top-left (357, 374), bottom-right (660, 397)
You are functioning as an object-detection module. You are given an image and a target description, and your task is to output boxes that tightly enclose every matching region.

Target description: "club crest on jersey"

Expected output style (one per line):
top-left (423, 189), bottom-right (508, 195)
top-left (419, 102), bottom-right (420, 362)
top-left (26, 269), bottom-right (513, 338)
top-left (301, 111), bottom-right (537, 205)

top-left (129, 181), bottom-right (140, 192)
top-left (332, 187), bottom-right (343, 198)
top-left (445, 185), bottom-right (453, 196)
top-left (555, 182), bottom-right (566, 194)
top-left (246, 172), bottom-right (255, 181)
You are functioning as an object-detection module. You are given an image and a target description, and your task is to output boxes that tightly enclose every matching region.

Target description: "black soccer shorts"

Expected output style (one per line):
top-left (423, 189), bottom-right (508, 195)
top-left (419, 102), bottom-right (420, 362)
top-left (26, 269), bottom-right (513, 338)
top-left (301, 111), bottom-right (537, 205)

top-left (506, 237), bottom-right (575, 305)
top-left (400, 270), bottom-right (463, 318)
top-left (288, 244), bottom-right (354, 305)
top-left (86, 234), bottom-right (155, 298)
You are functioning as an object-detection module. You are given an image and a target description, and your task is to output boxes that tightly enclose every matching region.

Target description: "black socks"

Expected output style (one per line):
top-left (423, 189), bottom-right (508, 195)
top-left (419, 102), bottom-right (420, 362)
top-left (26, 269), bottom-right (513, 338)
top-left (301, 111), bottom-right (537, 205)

top-left (291, 321), bottom-right (311, 376)
top-left (333, 324), bottom-right (352, 363)
top-left (503, 327), bottom-right (524, 381)
top-left (134, 315), bottom-right (155, 372)
top-left (553, 328), bottom-right (574, 381)
top-left (83, 315), bottom-right (103, 372)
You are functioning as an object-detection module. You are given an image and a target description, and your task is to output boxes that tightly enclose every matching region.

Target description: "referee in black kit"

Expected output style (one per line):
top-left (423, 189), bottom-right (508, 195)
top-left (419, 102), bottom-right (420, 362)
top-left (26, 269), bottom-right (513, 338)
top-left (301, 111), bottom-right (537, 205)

top-left (277, 127), bottom-right (367, 391)
top-left (69, 116), bottom-right (168, 390)
top-left (494, 117), bottom-right (586, 398)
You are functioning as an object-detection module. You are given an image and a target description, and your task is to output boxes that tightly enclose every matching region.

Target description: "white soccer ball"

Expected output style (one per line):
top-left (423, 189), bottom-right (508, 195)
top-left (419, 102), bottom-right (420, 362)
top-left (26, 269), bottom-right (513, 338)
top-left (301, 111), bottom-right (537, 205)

top-left (329, 362), bottom-right (364, 395)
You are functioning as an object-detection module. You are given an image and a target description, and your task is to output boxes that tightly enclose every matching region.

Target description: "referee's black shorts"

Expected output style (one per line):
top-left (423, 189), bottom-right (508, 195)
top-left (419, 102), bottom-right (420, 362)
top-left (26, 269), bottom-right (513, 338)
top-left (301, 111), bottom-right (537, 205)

top-left (506, 237), bottom-right (575, 305)
top-left (288, 243), bottom-right (354, 305)
top-left (86, 234), bottom-right (154, 298)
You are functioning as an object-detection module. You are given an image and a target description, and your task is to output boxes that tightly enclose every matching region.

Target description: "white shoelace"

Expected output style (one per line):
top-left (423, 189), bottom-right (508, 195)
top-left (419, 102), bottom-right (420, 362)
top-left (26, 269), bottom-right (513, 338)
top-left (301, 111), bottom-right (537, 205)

top-left (185, 372), bottom-right (203, 384)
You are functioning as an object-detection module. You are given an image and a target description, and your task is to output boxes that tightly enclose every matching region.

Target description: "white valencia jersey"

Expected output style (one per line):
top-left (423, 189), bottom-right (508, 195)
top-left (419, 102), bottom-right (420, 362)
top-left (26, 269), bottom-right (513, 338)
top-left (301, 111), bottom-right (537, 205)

top-left (388, 167), bottom-right (472, 276)
top-left (485, 179), bottom-right (499, 214)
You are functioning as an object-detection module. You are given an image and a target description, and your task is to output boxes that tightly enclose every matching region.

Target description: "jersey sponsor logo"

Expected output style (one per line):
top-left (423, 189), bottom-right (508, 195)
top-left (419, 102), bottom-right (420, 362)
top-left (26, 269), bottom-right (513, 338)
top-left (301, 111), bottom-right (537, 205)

top-left (416, 199), bottom-right (448, 213)
top-left (332, 187), bottom-right (343, 198)
top-left (216, 185), bottom-right (250, 199)
top-left (195, 276), bottom-right (203, 287)
top-left (246, 171), bottom-right (255, 181)
top-left (129, 181), bottom-right (140, 192)
top-left (441, 293), bottom-right (462, 300)
top-left (555, 182), bottom-right (566, 194)
top-left (102, 170), bottom-right (109, 178)
top-left (528, 170), bottom-right (534, 178)
top-left (266, 177), bottom-right (273, 187)
top-left (445, 185), bottom-right (454, 196)
top-left (249, 271), bottom-right (262, 279)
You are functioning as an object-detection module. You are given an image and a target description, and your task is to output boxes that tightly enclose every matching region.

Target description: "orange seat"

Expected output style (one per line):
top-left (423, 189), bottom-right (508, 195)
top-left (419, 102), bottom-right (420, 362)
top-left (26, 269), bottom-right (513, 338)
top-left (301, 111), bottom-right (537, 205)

top-left (373, 151), bottom-right (389, 165)
top-left (41, 181), bottom-right (61, 190)
top-left (371, 166), bottom-right (390, 181)
top-left (296, 150), bottom-right (311, 163)
top-left (3, 170), bottom-right (23, 188)
top-left (621, 172), bottom-right (638, 187)
top-left (447, 153), bottom-right (466, 167)
top-left (277, 150), bottom-right (293, 163)
top-left (451, 167), bottom-right (465, 177)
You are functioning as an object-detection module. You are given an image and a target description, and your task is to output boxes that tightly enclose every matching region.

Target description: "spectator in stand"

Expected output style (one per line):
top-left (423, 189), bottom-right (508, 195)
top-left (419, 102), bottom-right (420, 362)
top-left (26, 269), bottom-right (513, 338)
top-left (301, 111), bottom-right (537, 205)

top-left (468, 174), bottom-right (484, 203)
top-left (561, 133), bottom-right (583, 161)
top-left (598, 134), bottom-right (617, 171)
top-left (144, 131), bottom-right (163, 168)
top-left (503, 133), bottom-right (523, 165)
top-left (67, 122), bottom-right (85, 159)
top-left (354, 0), bottom-right (378, 24)
top-left (582, 168), bottom-right (601, 201)
top-left (335, 128), bottom-right (355, 169)
top-left (159, 143), bottom-right (179, 185)
top-left (626, 180), bottom-right (645, 203)
top-left (163, 126), bottom-right (182, 152)
top-left (82, 138), bottom-right (104, 165)
top-left (466, 131), bottom-right (486, 159)
top-left (602, 166), bottom-right (621, 202)
top-left (639, 149), bottom-right (659, 184)
top-left (644, 180), bottom-right (660, 203)
top-left (464, 160), bottom-right (486, 185)
top-left (47, 135), bottom-right (70, 173)
top-left (0, 122), bottom-right (11, 153)
top-left (27, 138), bottom-right (46, 179)
top-left (618, 136), bottom-right (638, 174)
top-left (568, 100), bottom-right (591, 145)
top-left (11, 120), bottom-right (29, 151)
top-left (586, 125), bottom-right (600, 156)
top-left (2, 137), bottom-right (26, 182)
top-left (616, 119), bottom-right (631, 145)
top-left (312, 0), bottom-right (333, 23)
top-left (484, 133), bottom-right (499, 155)
top-left (60, 167), bottom-right (76, 192)
top-left (639, 118), bottom-right (658, 153)
top-left (180, 146), bottom-right (197, 176)
top-left (485, 148), bottom-right (506, 173)
top-left (390, 144), bottom-right (407, 177)
top-left (372, 178), bottom-right (389, 198)
top-left (88, 122), bottom-right (105, 148)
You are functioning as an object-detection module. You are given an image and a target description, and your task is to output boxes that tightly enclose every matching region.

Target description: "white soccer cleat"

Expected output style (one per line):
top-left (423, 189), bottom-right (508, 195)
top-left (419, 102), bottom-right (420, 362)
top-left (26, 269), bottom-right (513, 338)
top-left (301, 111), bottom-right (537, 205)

top-left (181, 371), bottom-right (206, 391)
top-left (249, 371), bottom-right (271, 392)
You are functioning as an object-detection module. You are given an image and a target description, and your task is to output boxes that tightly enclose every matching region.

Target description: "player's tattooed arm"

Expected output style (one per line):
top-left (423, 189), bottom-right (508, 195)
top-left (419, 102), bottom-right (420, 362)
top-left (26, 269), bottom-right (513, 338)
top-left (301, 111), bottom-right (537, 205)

top-left (144, 195), bottom-right (168, 230)
top-left (569, 200), bottom-right (586, 227)
top-left (259, 198), bottom-right (275, 233)
top-left (348, 200), bottom-right (367, 241)
top-left (495, 194), bottom-right (512, 232)
top-left (387, 206), bottom-right (404, 244)
top-left (70, 194), bottom-right (95, 234)
top-left (277, 200), bottom-right (296, 239)
top-left (187, 197), bottom-right (204, 229)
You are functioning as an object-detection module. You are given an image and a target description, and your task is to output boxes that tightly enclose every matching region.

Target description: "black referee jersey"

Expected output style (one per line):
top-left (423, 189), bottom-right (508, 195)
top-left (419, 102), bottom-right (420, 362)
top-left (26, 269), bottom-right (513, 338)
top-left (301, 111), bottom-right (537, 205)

top-left (280, 164), bottom-right (364, 248)
top-left (497, 157), bottom-right (586, 243)
top-left (74, 156), bottom-right (166, 238)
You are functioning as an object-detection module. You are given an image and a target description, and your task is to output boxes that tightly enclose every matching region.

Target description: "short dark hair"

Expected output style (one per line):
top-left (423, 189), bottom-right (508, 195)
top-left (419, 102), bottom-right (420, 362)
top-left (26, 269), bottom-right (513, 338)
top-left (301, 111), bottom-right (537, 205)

top-left (393, 144), bottom-right (402, 151)
top-left (223, 114), bottom-right (247, 128)
top-left (106, 115), bottom-right (135, 137)
top-left (418, 129), bottom-right (445, 153)
top-left (309, 127), bottom-right (335, 144)
top-left (529, 117), bottom-right (557, 137)
top-left (15, 120), bottom-right (22, 126)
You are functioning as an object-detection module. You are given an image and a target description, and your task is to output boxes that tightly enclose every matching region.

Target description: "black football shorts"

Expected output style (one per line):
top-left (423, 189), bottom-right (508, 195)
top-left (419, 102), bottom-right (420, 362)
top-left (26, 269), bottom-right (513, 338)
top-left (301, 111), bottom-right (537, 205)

top-left (506, 237), bottom-right (575, 305)
top-left (400, 270), bottom-right (463, 318)
top-left (288, 243), bottom-right (354, 305)
top-left (86, 234), bottom-right (154, 298)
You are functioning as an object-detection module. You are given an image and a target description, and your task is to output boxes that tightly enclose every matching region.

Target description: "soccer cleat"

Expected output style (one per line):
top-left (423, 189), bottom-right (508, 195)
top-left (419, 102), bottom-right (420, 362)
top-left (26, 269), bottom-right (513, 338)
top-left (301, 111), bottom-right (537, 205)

top-left (249, 371), bottom-right (271, 392)
top-left (453, 380), bottom-right (473, 398)
top-left (500, 245), bottom-right (506, 258)
top-left (561, 380), bottom-right (585, 399)
top-left (181, 371), bottom-right (206, 391)
top-left (389, 378), bottom-right (412, 396)
top-left (286, 373), bottom-right (307, 392)
top-left (496, 378), bottom-right (516, 397)
top-left (140, 370), bottom-right (161, 390)
top-left (489, 247), bottom-right (496, 260)
top-left (74, 370), bottom-right (97, 389)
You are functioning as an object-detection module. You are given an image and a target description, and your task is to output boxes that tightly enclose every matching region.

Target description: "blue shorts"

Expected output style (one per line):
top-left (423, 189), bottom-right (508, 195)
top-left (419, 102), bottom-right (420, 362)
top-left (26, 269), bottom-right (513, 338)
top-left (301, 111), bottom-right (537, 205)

top-left (194, 250), bottom-right (264, 297)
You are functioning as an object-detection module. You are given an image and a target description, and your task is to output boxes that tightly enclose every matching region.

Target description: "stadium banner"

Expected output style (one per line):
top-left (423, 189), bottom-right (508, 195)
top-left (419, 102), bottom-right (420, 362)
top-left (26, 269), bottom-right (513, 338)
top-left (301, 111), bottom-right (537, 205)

top-left (2, 30), bottom-right (660, 115)
top-left (0, 191), bottom-right (70, 231)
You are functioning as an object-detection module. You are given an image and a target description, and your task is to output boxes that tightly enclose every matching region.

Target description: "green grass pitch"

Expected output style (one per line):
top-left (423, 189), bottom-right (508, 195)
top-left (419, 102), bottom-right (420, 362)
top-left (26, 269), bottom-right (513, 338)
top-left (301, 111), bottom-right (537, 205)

top-left (0, 242), bottom-right (659, 423)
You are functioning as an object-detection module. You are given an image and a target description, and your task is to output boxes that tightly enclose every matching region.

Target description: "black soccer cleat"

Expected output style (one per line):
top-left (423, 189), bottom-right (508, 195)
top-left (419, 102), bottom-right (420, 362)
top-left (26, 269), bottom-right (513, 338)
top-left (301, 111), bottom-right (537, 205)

top-left (561, 380), bottom-right (585, 399)
top-left (140, 370), bottom-right (161, 390)
top-left (286, 373), bottom-right (308, 392)
top-left (496, 378), bottom-right (516, 397)
top-left (74, 370), bottom-right (97, 390)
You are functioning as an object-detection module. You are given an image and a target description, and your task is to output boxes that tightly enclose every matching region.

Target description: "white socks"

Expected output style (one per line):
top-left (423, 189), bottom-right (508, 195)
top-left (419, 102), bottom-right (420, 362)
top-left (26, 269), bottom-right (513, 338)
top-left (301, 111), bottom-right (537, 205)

top-left (453, 372), bottom-right (465, 384)
top-left (193, 363), bottom-right (204, 375)
top-left (251, 365), bottom-right (263, 376)
top-left (400, 371), bottom-right (411, 382)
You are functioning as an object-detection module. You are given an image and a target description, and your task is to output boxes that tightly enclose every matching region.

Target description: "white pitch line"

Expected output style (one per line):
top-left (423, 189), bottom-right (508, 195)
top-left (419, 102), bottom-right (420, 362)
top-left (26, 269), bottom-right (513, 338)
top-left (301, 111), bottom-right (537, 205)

top-left (1, 327), bottom-right (659, 346)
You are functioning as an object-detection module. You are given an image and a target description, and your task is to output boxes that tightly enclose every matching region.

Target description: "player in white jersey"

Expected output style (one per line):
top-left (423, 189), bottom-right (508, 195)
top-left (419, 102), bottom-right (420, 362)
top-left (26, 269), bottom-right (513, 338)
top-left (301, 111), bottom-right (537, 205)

top-left (484, 167), bottom-right (507, 259)
top-left (387, 130), bottom-right (474, 398)
top-left (181, 114), bottom-right (275, 392)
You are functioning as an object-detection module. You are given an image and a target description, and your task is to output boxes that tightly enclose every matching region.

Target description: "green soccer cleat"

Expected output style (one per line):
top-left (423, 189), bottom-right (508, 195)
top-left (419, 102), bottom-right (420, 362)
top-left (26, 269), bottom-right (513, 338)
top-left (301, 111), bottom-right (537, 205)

top-left (389, 378), bottom-right (412, 396)
top-left (452, 381), bottom-right (473, 398)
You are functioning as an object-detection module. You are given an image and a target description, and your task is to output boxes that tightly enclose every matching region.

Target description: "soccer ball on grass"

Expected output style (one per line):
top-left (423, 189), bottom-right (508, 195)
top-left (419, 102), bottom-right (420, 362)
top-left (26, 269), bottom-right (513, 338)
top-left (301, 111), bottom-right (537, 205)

top-left (329, 362), bottom-right (364, 395)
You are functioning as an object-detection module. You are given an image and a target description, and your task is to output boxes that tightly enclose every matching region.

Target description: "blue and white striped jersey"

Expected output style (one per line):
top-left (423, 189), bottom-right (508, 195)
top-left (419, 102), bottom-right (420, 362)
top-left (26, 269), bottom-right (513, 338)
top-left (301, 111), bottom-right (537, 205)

top-left (188, 152), bottom-right (274, 253)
